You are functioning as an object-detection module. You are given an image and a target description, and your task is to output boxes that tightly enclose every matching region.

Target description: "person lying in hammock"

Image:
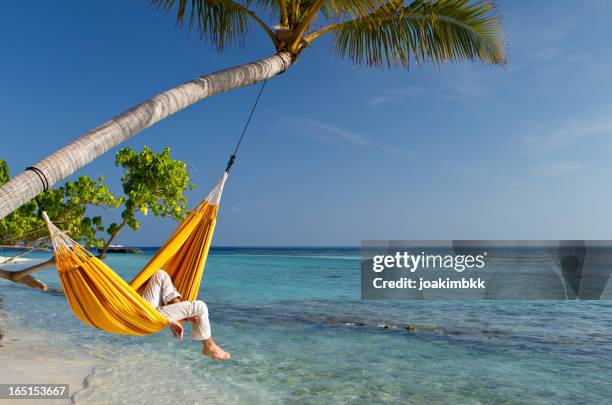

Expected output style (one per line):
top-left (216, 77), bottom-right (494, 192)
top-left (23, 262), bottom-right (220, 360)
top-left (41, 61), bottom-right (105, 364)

top-left (141, 270), bottom-right (230, 360)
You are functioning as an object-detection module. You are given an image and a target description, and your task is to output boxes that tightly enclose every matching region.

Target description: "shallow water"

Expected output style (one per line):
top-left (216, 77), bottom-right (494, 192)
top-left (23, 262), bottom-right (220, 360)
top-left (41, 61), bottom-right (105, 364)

top-left (1, 248), bottom-right (611, 404)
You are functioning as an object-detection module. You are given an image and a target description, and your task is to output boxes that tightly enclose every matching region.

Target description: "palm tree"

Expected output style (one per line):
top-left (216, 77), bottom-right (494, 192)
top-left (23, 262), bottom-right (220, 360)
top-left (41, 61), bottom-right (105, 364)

top-left (0, 0), bottom-right (505, 219)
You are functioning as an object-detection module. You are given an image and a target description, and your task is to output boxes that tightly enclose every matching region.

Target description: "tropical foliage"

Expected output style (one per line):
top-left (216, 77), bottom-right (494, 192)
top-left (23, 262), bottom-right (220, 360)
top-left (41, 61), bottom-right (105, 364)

top-left (0, 160), bottom-right (119, 249)
top-left (99, 146), bottom-right (194, 258)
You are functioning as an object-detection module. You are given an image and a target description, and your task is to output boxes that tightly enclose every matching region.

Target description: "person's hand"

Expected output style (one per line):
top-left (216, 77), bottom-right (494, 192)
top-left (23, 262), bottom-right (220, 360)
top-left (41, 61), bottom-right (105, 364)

top-left (169, 320), bottom-right (184, 340)
top-left (185, 316), bottom-right (199, 323)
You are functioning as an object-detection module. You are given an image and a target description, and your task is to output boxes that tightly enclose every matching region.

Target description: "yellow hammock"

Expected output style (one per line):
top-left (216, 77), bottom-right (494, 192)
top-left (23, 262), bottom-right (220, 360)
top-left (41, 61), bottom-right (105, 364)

top-left (41, 172), bottom-right (228, 336)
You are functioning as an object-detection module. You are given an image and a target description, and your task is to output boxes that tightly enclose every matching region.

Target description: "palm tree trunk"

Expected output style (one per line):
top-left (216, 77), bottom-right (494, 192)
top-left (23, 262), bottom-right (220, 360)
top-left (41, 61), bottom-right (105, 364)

top-left (0, 52), bottom-right (291, 219)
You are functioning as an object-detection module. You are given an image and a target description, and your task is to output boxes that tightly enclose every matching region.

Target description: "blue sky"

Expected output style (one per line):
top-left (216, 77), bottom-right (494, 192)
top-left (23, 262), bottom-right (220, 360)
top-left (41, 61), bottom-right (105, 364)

top-left (2, 1), bottom-right (612, 246)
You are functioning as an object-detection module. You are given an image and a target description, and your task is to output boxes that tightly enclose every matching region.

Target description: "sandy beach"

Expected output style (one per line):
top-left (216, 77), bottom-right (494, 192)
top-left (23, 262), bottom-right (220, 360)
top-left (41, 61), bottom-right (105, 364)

top-left (0, 311), bottom-right (98, 405)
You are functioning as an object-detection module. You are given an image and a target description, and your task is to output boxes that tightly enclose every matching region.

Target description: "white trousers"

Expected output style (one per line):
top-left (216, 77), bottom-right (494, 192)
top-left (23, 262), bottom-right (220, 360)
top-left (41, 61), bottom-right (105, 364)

top-left (141, 270), bottom-right (212, 340)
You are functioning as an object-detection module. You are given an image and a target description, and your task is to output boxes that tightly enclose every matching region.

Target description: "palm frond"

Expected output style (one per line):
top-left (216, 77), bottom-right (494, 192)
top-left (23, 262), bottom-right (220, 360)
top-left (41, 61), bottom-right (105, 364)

top-left (149, 0), bottom-right (269, 50)
top-left (324, 0), bottom-right (393, 19)
top-left (327, 0), bottom-right (505, 68)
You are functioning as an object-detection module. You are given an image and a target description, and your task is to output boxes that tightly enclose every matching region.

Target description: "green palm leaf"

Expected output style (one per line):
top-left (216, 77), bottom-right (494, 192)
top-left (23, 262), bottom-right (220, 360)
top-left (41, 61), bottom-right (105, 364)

top-left (323, 0), bottom-right (505, 68)
top-left (149, 0), bottom-right (255, 50)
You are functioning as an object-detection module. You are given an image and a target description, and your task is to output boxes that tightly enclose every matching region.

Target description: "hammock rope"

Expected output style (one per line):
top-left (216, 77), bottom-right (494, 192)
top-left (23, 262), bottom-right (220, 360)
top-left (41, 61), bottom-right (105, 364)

top-left (31, 80), bottom-right (268, 335)
top-left (225, 79), bottom-right (268, 173)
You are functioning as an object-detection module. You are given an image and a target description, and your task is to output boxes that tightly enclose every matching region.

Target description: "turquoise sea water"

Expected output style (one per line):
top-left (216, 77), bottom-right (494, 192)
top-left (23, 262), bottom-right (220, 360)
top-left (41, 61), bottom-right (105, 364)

top-left (1, 247), bottom-right (611, 404)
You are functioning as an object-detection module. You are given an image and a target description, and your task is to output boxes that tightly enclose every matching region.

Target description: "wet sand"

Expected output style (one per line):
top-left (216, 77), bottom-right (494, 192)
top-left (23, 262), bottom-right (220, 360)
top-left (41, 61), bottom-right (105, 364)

top-left (0, 299), bottom-right (97, 405)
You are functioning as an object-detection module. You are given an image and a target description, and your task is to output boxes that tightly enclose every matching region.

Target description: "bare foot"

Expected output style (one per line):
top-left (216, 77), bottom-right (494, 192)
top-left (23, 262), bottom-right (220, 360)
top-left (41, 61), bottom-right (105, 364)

top-left (202, 344), bottom-right (231, 361)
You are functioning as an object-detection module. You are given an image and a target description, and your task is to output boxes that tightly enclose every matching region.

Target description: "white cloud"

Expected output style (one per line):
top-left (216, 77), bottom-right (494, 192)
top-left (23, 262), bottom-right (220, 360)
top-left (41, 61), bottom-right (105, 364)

top-left (520, 110), bottom-right (612, 157)
top-left (368, 86), bottom-right (424, 107)
top-left (290, 119), bottom-right (414, 159)
top-left (369, 94), bottom-right (405, 107)
top-left (507, 15), bottom-right (603, 72)
top-left (507, 16), bottom-right (576, 51)
top-left (368, 82), bottom-right (485, 110)
top-left (531, 161), bottom-right (585, 178)
top-left (307, 120), bottom-right (368, 146)
top-left (539, 17), bottom-right (577, 44)
top-left (379, 145), bottom-right (415, 159)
